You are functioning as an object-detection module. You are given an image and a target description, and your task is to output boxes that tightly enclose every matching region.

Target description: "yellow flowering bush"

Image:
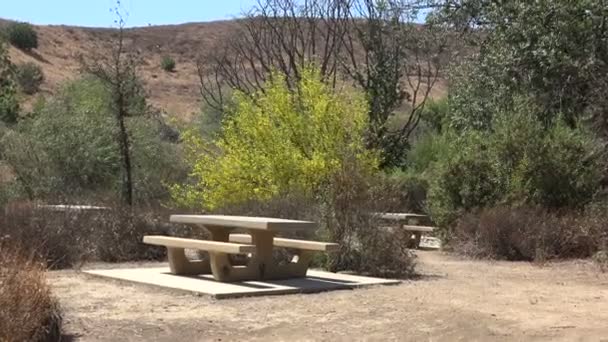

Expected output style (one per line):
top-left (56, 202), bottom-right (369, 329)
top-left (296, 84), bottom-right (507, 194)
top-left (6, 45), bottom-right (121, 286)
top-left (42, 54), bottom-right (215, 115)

top-left (172, 67), bottom-right (377, 209)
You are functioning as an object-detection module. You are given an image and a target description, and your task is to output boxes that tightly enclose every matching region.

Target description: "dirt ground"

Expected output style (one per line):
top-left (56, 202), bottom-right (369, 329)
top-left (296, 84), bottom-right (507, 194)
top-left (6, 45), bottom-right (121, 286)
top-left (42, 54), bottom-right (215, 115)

top-left (49, 251), bottom-right (608, 341)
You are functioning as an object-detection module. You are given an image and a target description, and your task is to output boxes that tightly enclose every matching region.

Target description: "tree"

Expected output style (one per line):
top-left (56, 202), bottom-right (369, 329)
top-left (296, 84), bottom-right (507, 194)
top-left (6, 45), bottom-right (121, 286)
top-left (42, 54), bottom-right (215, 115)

top-left (173, 67), bottom-right (377, 209)
top-left (80, 1), bottom-right (146, 205)
top-left (198, 0), bottom-right (447, 168)
top-left (433, 0), bottom-right (608, 133)
top-left (0, 41), bottom-right (19, 124)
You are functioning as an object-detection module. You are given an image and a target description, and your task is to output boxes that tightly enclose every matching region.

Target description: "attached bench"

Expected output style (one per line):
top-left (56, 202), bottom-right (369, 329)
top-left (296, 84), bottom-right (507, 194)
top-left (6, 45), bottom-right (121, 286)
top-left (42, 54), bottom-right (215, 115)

top-left (229, 234), bottom-right (339, 252)
top-left (143, 235), bottom-right (256, 275)
top-left (401, 225), bottom-right (434, 233)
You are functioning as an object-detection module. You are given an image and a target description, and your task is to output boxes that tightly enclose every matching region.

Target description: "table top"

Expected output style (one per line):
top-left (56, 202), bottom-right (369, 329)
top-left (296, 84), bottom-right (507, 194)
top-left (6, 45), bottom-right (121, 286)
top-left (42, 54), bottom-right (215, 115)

top-left (373, 212), bottom-right (428, 220)
top-left (170, 215), bottom-right (318, 232)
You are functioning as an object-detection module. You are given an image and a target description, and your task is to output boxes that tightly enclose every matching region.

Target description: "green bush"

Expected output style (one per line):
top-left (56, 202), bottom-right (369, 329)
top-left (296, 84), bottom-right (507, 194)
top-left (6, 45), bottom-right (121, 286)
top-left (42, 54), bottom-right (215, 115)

top-left (1, 77), bottom-right (186, 203)
top-left (6, 22), bottom-right (38, 50)
top-left (0, 41), bottom-right (19, 124)
top-left (425, 105), bottom-right (605, 231)
top-left (15, 62), bottom-right (44, 94)
top-left (0, 82), bottom-right (19, 124)
top-left (160, 56), bottom-right (176, 72)
top-left (419, 97), bottom-right (449, 133)
top-left (425, 130), bottom-right (503, 231)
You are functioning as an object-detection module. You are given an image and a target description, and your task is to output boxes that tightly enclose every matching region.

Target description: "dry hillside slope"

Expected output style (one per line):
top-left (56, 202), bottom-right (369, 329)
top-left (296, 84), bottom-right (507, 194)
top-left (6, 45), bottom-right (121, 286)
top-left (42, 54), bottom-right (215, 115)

top-left (2, 19), bottom-right (241, 119)
top-left (1, 18), bottom-right (447, 120)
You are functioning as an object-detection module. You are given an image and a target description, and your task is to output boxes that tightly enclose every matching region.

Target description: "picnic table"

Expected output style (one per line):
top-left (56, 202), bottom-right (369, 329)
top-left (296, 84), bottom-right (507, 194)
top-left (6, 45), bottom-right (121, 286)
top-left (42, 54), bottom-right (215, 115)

top-left (143, 215), bottom-right (338, 282)
top-left (373, 212), bottom-right (435, 248)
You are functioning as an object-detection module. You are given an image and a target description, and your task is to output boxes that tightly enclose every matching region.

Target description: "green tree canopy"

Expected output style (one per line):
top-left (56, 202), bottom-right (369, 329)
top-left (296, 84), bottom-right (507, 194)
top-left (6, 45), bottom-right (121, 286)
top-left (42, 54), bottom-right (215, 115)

top-left (435, 0), bottom-right (608, 132)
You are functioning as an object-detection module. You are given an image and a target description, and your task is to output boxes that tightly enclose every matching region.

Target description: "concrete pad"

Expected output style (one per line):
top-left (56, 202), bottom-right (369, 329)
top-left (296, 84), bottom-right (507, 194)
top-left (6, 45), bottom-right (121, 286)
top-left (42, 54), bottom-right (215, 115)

top-left (84, 267), bottom-right (400, 299)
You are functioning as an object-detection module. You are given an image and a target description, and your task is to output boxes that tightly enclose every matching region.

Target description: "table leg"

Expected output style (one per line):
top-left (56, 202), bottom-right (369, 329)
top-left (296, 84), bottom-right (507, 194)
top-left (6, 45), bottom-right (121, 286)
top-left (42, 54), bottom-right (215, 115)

top-left (166, 225), bottom-right (226, 276)
top-left (206, 229), bottom-right (315, 281)
top-left (167, 247), bottom-right (211, 275)
top-left (206, 227), bottom-right (265, 282)
top-left (413, 232), bottom-right (422, 249)
top-left (250, 231), bottom-right (314, 279)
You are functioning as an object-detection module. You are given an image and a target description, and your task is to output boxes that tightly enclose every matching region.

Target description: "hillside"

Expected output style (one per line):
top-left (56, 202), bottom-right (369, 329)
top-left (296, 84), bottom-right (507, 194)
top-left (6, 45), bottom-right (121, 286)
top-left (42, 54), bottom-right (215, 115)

top-left (1, 19), bottom-right (447, 121)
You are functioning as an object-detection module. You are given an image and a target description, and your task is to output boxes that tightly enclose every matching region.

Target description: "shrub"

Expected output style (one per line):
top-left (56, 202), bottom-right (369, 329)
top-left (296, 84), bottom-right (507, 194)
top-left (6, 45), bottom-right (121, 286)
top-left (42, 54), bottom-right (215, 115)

top-left (426, 104), bottom-right (605, 232)
top-left (161, 56), bottom-right (176, 72)
top-left (173, 67), bottom-right (377, 209)
top-left (426, 131), bottom-right (504, 231)
top-left (15, 62), bottom-right (44, 94)
top-left (211, 163), bottom-right (418, 278)
top-left (93, 207), bottom-right (176, 262)
top-left (419, 97), bottom-right (449, 133)
top-left (450, 206), bottom-right (607, 261)
top-left (1, 202), bottom-right (97, 268)
top-left (0, 202), bottom-right (205, 266)
top-left (0, 242), bottom-right (62, 341)
top-left (323, 158), bottom-right (418, 277)
top-left (490, 106), bottom-right (605, 209)
top-left (0, 41), bottom-right (19, 124)
top-left (6, 22), bottom-right (38, 50)
top-left (0, 78), bottom-right (19, 124)
top-left (1, 77), bottom-right (186, 203)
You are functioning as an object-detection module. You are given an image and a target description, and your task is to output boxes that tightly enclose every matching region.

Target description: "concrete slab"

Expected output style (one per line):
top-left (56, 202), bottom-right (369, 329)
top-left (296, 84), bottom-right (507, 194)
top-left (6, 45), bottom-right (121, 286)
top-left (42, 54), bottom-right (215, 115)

top-left (83, 267), bottom-right (400, 299)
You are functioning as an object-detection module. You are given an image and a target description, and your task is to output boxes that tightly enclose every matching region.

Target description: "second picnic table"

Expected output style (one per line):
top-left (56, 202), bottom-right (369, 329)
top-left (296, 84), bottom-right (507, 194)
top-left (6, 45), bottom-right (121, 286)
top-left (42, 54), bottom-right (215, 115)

top-left (374, 212), bottom-right (435, 248)
top-left (144, 215), bottom-right (338, 282)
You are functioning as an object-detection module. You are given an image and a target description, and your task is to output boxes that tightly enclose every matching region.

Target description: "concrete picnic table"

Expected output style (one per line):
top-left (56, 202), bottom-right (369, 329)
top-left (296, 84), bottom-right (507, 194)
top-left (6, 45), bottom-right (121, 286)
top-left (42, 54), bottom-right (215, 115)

top-left (373, 212), bottom-right (435, 248)
top-left (144, 215), bottom-right (338, 282)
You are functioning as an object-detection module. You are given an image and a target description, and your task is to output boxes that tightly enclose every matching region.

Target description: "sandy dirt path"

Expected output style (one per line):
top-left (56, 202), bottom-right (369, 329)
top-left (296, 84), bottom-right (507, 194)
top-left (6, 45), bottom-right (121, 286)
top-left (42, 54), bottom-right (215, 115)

top-left (49, 251), bottom-right (608, 341)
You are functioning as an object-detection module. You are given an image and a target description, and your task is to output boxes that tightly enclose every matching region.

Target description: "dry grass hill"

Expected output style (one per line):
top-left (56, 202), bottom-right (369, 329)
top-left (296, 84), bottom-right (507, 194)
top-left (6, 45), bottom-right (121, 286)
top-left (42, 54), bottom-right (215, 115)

top-left (1, 18), bottom-right (447, 121)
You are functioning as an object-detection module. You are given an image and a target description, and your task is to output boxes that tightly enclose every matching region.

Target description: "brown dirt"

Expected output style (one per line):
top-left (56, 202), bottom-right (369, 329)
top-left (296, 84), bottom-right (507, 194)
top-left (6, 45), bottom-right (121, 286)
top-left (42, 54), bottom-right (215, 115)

top-left (50, 251), bottom-right (608, 341)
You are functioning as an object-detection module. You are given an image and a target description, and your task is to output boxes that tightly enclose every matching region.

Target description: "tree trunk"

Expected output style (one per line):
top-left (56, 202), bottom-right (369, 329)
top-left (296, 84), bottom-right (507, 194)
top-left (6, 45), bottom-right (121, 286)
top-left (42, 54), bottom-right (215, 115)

top-left (116, 91), bottom-right (133, 206)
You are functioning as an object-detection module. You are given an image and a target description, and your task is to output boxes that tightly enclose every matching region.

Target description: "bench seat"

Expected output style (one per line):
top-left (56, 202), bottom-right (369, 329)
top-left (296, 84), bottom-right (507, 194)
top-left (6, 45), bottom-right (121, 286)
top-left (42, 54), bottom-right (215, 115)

top-left (380, 225), bottom-right (435, 233)
top-left (401, 225), bottom-right (435, 233)
top-left (143, 235), bottom-right (256, 254)
top-left (229, 234), bottom-right (339, 252)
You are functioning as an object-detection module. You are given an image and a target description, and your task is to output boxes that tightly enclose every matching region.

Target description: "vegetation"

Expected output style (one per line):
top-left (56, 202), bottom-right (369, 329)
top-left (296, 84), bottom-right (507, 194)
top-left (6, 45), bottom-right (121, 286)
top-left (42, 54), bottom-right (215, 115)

top-left (15, 62), bottom-right (44, 94)
top-left (415, 0), bottom-right (608, 257)
top-left (6, 22), bottom-right (39, 50)
top-left (0, 242), bottom-right (62, 341)
top-left (435, 0), bottom-right (608, 133)
top-left (0, 77), bottom-right (185, 203)
top-left (161, 55), bottom-right (176, 72)
top-left (199, 0), bottom-right (447, 168)
top-left (2, 0), bottom-right (608, 285)
top-left (0, 40), bottom-right (19, 124)
top-left (173, 67), bottom-right (376, 209)
top-left (0, 203), bottom-right (202, 267)
top-left (80, 5), bottom-right (146, 206)
top-left (422, 105), bottom-right (605, 229)
top-left (452, 206), bottom-right (607, 261)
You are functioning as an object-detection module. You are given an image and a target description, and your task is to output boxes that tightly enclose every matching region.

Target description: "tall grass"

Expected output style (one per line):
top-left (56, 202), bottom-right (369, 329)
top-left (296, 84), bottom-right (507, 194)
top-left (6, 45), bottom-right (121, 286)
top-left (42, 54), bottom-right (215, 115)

top-left (0, 242), bottom-right (62, 341)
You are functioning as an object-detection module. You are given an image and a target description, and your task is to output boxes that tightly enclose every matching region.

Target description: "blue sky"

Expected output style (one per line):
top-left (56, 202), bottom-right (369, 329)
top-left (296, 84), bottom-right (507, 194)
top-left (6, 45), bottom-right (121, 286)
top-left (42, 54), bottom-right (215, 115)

top-left (1, 0), bottom-right (259, 27)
